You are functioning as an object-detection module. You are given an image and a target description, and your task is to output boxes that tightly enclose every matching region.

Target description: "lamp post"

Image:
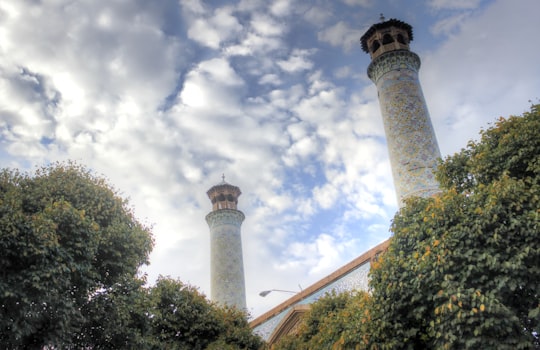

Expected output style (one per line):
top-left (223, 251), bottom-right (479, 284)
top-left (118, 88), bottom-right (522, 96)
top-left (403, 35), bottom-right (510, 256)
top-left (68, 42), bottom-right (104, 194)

top-left (259, 289), bottom-right (297, 297)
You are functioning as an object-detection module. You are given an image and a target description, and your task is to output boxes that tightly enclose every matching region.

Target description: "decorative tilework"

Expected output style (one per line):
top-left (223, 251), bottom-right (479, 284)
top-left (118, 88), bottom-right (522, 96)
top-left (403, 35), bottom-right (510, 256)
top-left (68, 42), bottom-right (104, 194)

top-left (254, 309), bottom-right (289, 341)
top-left (206, 209), bottom-right (245, 228)
top-left (368, 50), bottom-right (441, 206)
top-left (253, 261), bottom-right (371, 340)
top-left (206, 209), bottom-right (247, 310)
top-left (367, 50), bottom-right (420, 84)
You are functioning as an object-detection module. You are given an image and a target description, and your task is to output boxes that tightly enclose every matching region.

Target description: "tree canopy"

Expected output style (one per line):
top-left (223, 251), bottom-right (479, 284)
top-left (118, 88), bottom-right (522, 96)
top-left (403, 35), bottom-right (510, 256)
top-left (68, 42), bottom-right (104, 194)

top-left (369, 103), bottom-right (539, 349)
top-left (0, 163), bottom-right (264, 349)
top-left (0, 163), bottom-right (154, 348)
top-left (147, 277), bottom-right (264, 350)
top-left (273, 104), bottom-right (540, 349)
top-left (74, 276), bottom-right (264, 349)
top-left (273, 290), bottom-right (372, 350)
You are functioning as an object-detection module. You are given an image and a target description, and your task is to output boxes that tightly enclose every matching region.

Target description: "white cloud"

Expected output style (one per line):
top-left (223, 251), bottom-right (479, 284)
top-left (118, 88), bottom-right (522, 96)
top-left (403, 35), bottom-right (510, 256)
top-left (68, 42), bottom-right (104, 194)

top-left (228, 31), bottom-right (283, 57)
top-left (251, 13), bottom-right (285, 36)
top-left (181, 0), bottom-right (206, 14)
top-left (293, 86), bottom-right (343, 125)
top-left (428, 0), bottom-right (482, 10)
top-left (198, 58), bottom-right (245, 86)
top-left (179, 58), bottom-right (244, 113)
top-left (313, 183), bottom-right (339, 209)
top-left (422, 0), bottom-right (540, 155)
top-left (334, 65), bottom-right (352, 79)
top-left (224, 44), bottom-right (253, 56)
top-left (282, 135), bottom-right (320, 166)
top-left (187, 6), bottom-right (243, 49)
top-left (258, 73), bottom-right (282, 85)
top-left (188, 19), bottom-right (223, 49)
top-left (266, 84), bottom-right (305, 110)
top-left (430, 12), bottom-right (469, 36)
top-left (180, 80), bottom-right (207, 108)
top-left (0, 0), bottom-right (182, 165)
top-left (279, 233), bottom-right (357, 276)
top-left (303, 5), bottom-right (332, 25)
top-left (277, 49), bottom-right (316, 72)
top-left (237, 0), bottom-right (265, 12)
top-left (342, 0), bottom-right (372, 7)
top-left (270, 0), bottom-right (292, 17)
top-left (318, 21), bottom-right (363, 52)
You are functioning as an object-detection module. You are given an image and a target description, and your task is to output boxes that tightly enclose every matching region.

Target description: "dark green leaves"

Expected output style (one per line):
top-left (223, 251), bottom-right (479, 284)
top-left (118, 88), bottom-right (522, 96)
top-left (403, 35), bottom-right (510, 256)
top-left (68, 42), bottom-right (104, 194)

top-left (0, 163), bottom-right (264, 349)
top-left (0, 162), bottom-right (154, 348)
top-left (369, 104), bottom-right (540, 349)
top-left (273, 104), bottom-right (540, 350)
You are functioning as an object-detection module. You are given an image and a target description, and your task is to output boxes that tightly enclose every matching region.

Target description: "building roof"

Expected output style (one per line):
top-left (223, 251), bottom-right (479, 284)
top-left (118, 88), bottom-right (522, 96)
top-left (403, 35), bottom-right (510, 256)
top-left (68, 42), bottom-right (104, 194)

top-left (250, 239), bottom-right (390, 330)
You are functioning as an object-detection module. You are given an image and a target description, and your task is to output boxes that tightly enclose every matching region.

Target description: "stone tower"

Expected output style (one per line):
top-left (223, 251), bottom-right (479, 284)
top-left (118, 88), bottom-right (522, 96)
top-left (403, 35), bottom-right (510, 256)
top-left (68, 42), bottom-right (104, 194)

top-left (205, 177), bottom-right (246, 310)
top-left (360, 18), bottom-right (441, 207)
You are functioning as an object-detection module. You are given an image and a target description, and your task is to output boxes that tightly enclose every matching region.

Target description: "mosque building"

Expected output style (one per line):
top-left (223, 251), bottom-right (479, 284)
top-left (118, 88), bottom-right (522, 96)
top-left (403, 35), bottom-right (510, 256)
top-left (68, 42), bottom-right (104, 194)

top-left (206, 17), bottom-right (442, 345)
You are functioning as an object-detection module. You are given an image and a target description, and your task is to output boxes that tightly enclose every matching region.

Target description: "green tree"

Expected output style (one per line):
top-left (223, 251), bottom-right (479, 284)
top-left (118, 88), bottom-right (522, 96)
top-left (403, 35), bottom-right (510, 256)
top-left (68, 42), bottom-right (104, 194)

top-left (368, 104), bottom-right (540, 349)
top-left (72, 276), bottom-right (265, 349)
top-left (273, 291), bottom-right (372, 350)
top-left (72, 276), bottom-right (153, 348)
top-left (149, 277), bottom-right (223, 349)
top-left (0, 163), bottom-right (154, 348)
top-left (147, 277), bottom-right (264, 350)
top-left (0, 163), bottom-right (265, 349)
top-left (275, 104), bottom-right (539, 350)
top-left (211, 305), bottom-right (267, 350)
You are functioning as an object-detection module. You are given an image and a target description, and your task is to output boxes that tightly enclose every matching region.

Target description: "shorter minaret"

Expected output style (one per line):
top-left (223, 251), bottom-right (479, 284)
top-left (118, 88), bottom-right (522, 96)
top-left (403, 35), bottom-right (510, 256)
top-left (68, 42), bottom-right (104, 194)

top-left (205, 176), bottom-right (246, 310)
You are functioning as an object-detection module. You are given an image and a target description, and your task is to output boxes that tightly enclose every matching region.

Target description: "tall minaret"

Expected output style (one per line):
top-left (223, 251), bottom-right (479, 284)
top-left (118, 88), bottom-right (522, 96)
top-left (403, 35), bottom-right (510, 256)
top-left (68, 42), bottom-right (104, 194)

top-left (361, 17), bottom-right (441, 207)
top-left (205, 176), bottom-right (246, 310)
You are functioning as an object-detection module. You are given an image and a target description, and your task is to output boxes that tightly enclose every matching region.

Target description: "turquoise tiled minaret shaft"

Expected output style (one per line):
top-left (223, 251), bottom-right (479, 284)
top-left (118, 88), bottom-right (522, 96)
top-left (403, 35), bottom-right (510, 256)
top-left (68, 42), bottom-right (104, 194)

top-left (361, 18), bottom-right (441, 207)
top-left (205, 179), bottom-right (246, 310)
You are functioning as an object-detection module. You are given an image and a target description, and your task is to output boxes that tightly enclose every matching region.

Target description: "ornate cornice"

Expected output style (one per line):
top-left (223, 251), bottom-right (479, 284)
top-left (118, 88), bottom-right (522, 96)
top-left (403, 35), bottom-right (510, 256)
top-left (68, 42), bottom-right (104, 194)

top-left (367, 50), bottom-right (420, 83)
top-left (360, 19), bottom-right (414, 53)
top-left (205, 209), bottom-right (245, 228)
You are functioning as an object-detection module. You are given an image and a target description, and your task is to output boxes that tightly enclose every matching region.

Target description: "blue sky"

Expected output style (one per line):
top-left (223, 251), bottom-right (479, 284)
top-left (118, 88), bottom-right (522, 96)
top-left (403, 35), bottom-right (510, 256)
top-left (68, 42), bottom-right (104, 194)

top-left (1, 0), bottom-right (539, 317)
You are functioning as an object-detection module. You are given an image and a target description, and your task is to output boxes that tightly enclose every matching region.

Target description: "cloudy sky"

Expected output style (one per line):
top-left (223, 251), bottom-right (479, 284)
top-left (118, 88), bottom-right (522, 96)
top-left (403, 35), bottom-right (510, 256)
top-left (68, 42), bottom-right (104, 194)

top-left (1, 0), bottom-right (539, 317)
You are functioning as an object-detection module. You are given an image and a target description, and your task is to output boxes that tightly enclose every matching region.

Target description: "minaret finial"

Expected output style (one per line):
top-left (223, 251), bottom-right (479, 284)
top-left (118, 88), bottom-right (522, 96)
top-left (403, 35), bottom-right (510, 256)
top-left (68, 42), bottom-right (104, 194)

top-left (379, 13), bottom-right (385, 22)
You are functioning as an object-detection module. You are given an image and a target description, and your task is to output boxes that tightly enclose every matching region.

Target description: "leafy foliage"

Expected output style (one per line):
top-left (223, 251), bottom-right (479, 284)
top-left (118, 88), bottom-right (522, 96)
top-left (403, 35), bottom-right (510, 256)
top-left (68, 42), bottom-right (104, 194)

top-left (149, 277), bottom-right (223, 349)
top-left (0, 162), bottom-right (154, 348)
top-left (148, 277), bottom-right (264, 350)
top-left (369, 104), bottom-right (540, 349)
top-left (0, 163), bottom-right (264, 349)
top-left (76, 276), bottom-right (264, 349)
top-left (273, 104), bottom-right (540, 349)
top-left (72, 276), bottom-right (153, 348)
top-left (273, 291), bottom-right (372, 350)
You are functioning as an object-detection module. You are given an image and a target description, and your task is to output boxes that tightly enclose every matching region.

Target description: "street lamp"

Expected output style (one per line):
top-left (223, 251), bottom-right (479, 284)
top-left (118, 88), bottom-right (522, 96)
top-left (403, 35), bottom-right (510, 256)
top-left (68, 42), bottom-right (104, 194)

top-left (259, 289), bottom-right (297, 297)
